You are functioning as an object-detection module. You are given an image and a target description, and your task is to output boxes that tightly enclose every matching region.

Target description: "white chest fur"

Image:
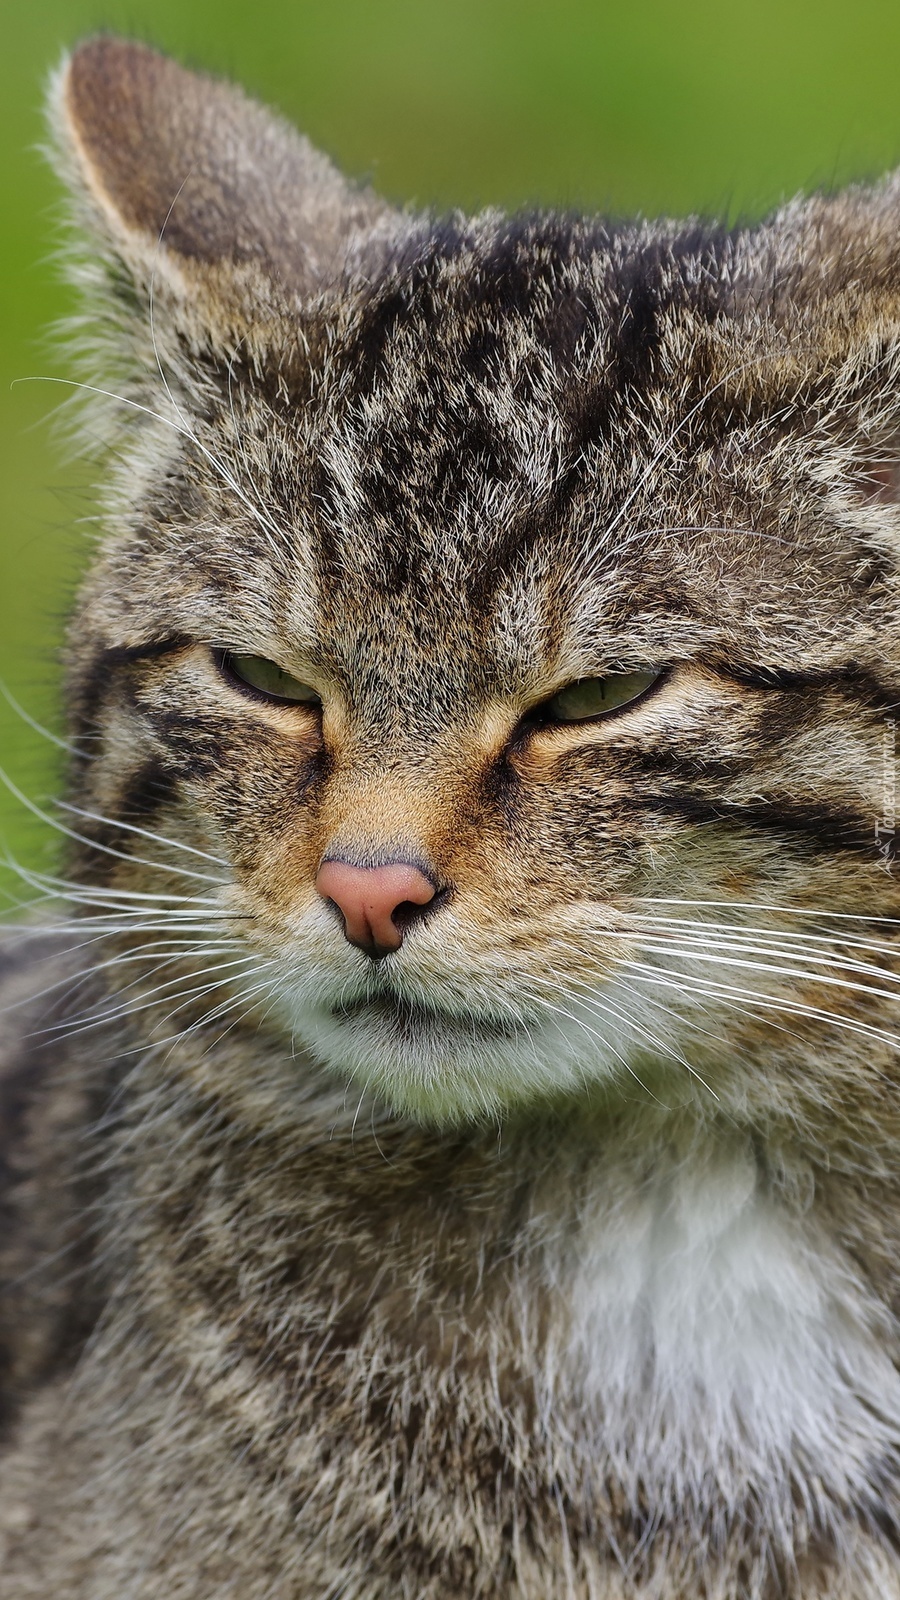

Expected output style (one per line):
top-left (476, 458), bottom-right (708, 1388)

top-left (530, 1139), bottom-right (900, 1515)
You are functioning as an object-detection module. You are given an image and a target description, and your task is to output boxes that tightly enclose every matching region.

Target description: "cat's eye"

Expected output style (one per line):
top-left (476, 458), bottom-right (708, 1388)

top-left (543, 671), bottom-right (660, 722)
top-left (222, 652), bottom-right (322, 706)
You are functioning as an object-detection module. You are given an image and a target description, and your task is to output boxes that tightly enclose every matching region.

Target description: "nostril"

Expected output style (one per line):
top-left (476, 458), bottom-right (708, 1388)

top-left (391, 884), bottom-right (453, 934)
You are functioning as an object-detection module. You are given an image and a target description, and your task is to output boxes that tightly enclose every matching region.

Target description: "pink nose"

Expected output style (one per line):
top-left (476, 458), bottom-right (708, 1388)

top-left (315, 859), bottom-right (438, 958)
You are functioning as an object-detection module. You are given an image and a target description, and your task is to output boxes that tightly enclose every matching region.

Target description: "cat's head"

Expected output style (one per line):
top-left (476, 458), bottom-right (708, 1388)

top-left (48, 37), bottom-right (900, 1125)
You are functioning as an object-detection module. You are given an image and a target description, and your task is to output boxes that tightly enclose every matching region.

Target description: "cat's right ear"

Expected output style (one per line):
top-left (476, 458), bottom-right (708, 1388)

top-left (50, 36), bottom-right (397, 349)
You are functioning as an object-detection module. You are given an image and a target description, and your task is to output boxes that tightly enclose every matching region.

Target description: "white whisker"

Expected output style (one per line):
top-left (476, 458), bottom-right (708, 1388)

top-left (530, 966), bottom-right (718, 1100)
top-left (6, 857), bottom-right (231, 908)
top-left (548, 965), bottom-right (728, 1073)
top-left (0, 679), bottom-right (83, 757)
top-left (39, 954), bottom-right (269, 1045)
top-left (521, 981), bottom-right (673, 1106)
top-left (622, 937), bottom-right (900, 1008)
top-left (56, 801), bottom-right (229, 868)
top-left (634, 893), bottom-right (900, 928)
top-left (623, 962), bottom-right (900, 1054)
top-left (14, 373), bottom-right (287, 553)
top-left (628, 909), bottom-right (900, 963)
top-left (0, 767), bottom-right (224, 885)
top-left (0, 936), bottom-right (241, 1018)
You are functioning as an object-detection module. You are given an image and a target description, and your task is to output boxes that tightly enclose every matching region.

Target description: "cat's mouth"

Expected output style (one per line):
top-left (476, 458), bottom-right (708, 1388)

top-left (329, 993), bottom-right (523, 1042)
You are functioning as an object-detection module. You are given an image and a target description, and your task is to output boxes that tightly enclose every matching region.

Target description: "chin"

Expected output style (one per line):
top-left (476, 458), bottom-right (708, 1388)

top-left (277, 989), bottom-right (641, 1126)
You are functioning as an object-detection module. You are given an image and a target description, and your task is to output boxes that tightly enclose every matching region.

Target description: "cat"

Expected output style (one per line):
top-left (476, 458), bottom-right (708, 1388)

top-left (3, 30), bottom-right (900, 1598)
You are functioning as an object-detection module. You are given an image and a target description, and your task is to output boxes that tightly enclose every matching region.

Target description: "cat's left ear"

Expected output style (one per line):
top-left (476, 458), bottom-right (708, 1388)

top-left (51, 36), bottom-right (399, 346)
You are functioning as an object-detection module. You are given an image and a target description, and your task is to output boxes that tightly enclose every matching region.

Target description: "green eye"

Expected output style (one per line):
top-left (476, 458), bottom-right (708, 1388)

top-left (544, 671), bottom-right (659, 722)
top-left (224, 653), bottom-right (322, 706)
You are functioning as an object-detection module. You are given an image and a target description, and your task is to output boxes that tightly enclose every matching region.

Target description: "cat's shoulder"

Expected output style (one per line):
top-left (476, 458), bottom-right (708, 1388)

top-left (0, 929), bottom-right (77, 1115)
top-left (0, 930), bottom-right (54, 1056)
top-left (0, 927), bottom-right (102, 1414)
top-left (0, 932), bottom-right (58, 1132)
top-left (0, 922), bottom-right (102, 1191)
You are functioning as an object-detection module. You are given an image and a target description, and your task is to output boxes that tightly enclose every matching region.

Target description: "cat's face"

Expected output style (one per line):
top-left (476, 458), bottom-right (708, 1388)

top-left (52, 39), bottom-right (900, 1124)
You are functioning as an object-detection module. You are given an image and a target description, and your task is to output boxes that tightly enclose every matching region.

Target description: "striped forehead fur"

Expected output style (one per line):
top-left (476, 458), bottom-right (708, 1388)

top-left (69, 198), bottom-right (900, 699)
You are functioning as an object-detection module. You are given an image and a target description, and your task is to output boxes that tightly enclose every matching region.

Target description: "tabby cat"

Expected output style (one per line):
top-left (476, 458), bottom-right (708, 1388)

top-left (3, 34), bottom-right (900, 1599)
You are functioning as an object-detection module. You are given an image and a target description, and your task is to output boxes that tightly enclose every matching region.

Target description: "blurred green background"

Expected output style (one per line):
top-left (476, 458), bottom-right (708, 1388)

top-left (5, 0), bottom-right (900, 899)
